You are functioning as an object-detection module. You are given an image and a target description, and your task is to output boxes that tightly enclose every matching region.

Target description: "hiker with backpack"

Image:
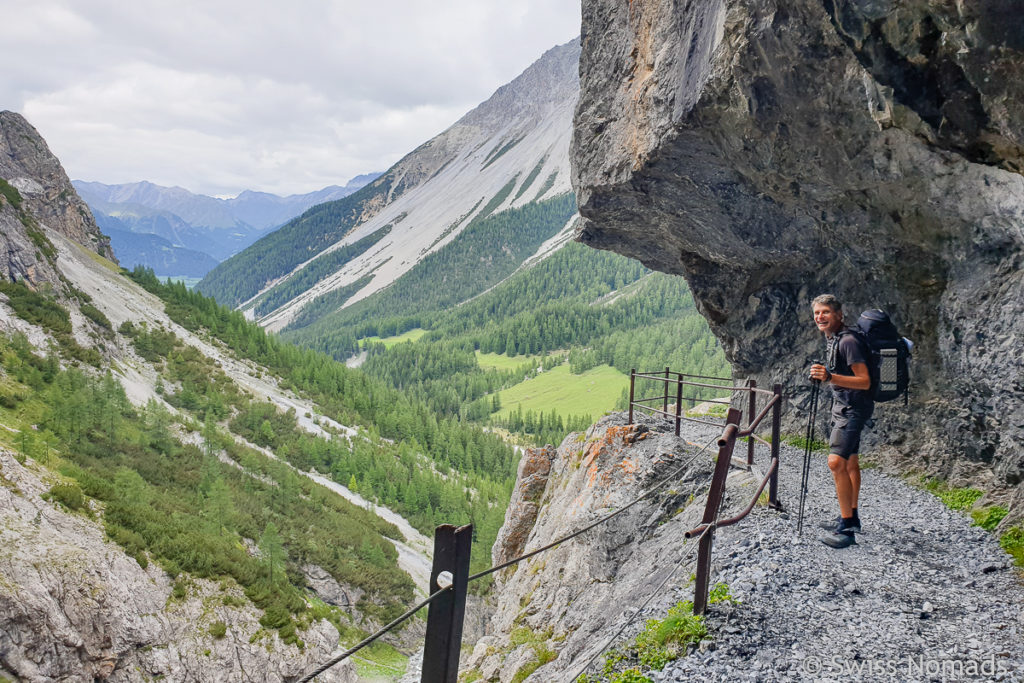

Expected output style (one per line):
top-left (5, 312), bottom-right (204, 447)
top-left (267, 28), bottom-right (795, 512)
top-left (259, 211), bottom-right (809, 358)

top-left (802, 295), bottom-right (912, 548)
top-left (809, 294), bottom-right (875, 549)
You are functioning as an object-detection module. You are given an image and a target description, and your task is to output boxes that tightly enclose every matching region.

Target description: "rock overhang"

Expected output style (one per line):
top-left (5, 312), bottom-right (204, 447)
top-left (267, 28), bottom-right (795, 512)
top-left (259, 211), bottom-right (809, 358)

top-left (570, 0), bottom-right (1024, 506)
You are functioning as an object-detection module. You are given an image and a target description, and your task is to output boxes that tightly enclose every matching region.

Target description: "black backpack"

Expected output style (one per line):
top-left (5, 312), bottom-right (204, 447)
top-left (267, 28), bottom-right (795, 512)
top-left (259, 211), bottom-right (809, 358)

top-left (855, 309), bottom-right (912, 404)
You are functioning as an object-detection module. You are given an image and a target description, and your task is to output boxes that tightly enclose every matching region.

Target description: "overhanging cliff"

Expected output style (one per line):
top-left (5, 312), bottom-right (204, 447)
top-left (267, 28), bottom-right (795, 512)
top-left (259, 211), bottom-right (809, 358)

top-left (571, 1), bottom-right (1024, 514)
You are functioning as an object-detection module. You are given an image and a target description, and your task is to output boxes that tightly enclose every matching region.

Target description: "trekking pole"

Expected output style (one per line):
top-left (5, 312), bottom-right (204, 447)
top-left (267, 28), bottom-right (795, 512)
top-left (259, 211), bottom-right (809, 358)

top-left (797, 377), bottom-right (821, 535)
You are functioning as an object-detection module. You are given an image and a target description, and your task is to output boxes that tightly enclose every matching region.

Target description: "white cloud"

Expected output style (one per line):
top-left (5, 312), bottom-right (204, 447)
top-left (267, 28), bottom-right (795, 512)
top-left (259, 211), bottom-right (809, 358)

top-left (1, 0), bottom-right (580, 196)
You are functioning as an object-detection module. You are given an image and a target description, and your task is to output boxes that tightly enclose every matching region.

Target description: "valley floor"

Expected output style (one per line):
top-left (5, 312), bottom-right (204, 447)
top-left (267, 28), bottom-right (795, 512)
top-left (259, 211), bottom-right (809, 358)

top-left (644, 428), bottom-right (1024, 682)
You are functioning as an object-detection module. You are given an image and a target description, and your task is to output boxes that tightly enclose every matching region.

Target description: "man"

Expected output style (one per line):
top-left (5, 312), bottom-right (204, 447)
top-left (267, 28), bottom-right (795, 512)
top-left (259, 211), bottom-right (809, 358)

top-left (809, 294), bottom-right (873, 549)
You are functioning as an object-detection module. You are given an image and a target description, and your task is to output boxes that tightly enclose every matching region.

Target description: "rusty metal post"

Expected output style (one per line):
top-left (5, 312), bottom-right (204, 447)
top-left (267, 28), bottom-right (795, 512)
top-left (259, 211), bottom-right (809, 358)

top-left (747, 379), bottom-right (757, 466)
top-left (694, 408), bottom-right (740, 616)
top-left (769, 383), bottom-right (783, 510)
top-left (674, 372), bottom-right (684, 437)
top-left (663, 366), bottom-right (670, 416)
top-left (421, 524), bottom-right (473, 683)
top-left (628, 369), bottom-right (635, 425)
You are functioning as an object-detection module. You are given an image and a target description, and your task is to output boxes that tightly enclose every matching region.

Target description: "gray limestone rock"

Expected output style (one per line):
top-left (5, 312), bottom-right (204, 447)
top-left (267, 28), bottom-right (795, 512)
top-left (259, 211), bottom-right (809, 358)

top-left (571, 0), bottom-right (1024, 520)
top-left (0, 449), bottom-right (355, 682)
top-left (0, 111), bottom-right (115, 289)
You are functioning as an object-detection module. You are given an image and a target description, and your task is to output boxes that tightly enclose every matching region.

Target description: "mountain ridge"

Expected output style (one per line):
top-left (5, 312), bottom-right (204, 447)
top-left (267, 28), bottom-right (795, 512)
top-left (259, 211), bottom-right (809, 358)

top-left (198, 38), bottom-right (581, 331)
top-left (74, 175), bottom-right (380, 276)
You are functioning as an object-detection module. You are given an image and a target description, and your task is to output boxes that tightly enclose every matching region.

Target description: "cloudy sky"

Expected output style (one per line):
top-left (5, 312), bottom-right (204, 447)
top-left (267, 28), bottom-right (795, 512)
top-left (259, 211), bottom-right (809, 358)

top-left (2, 1), bottom-right (580, 197)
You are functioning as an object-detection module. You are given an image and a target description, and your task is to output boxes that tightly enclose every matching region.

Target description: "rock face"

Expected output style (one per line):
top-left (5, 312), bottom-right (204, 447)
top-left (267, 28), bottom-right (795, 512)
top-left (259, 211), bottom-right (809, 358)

top-left (462, 415), bottom-right (719, 681)
top-left (0, 450), bottom-right (355, 682)
top-left (492, 445), bottom-right (556, 566)
top-left (0, 110), bottom-right (115, 288)
top-left (571, 1), bottom-right (1024, 518)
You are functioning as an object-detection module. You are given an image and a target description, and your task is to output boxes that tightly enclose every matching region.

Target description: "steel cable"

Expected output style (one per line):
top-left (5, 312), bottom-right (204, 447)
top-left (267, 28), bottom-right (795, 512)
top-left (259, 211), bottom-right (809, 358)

top-left (296, 587), bottom-right (449, 683)
top-left (299, 430), bottom-right (722, 681)
top-left (564, 487), bottom-right (727, 683)
top-left (468, 433), bottom-right (721, 583)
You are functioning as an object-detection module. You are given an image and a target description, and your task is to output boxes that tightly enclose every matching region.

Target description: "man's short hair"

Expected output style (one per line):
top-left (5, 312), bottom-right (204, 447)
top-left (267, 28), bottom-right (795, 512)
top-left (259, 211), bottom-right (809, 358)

top-left (812, 294), bottom-right (842, 312)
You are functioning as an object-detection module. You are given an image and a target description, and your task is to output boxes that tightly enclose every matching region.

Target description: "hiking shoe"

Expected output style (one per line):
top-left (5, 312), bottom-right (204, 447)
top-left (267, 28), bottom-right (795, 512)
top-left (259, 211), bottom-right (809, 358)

top-left (819, 530), bottom-right (857, 549)
top-left (819, 517), bottom-right (861, 533)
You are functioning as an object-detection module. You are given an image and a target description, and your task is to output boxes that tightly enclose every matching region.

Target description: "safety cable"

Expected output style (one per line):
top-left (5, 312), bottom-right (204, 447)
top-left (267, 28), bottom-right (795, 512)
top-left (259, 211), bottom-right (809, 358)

top-left (296, 587), bottom-right (449, 683)
top-left (567, 454), bottom-right (732, 682)
top-left (299, 429), bottom-right (722, 681)
top-left (468, 433), bottom-right (721, 583)
top-left (565, 524), bottom-right (712, 681)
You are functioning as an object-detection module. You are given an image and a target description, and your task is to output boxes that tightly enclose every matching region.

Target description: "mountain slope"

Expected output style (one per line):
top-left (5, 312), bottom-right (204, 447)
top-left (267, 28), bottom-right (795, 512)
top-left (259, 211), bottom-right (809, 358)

top-left (0, 112), bottom-right (514, 680)
top-left (198, 38), bottom-right (580, 324)
top-left (102, 224), bottom-right (221, 278)
top-left (1, 111), bottom-right (115, 289)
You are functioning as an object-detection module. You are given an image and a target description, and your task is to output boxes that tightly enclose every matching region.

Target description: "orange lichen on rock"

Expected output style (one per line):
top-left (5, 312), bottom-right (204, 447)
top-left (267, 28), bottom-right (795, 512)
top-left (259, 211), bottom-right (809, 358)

top-left (581, 424), bottom-right (648, 490)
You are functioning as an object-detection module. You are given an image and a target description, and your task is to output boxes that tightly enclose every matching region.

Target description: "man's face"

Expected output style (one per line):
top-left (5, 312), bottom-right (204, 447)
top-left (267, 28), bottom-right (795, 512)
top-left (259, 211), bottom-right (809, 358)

top-left (813, 303), bottom-right (843, 336)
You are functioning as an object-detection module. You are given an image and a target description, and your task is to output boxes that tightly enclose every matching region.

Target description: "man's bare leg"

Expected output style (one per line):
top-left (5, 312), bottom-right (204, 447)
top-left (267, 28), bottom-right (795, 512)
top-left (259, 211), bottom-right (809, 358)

top-left (828, 454), bottom-right (855, 518)
top-left (848, 454), bottom-right (860, 511)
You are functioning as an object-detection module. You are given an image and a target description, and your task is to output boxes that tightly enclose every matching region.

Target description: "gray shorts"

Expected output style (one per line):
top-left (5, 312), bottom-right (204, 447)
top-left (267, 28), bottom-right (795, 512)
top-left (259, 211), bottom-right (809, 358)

top-left (829, 404), bottom-right (873, 459)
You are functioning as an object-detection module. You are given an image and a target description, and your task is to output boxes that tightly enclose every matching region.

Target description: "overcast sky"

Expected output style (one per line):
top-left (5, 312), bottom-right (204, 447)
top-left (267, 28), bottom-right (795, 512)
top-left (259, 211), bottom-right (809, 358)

top-left (1, 1), bottom-right (580, 197)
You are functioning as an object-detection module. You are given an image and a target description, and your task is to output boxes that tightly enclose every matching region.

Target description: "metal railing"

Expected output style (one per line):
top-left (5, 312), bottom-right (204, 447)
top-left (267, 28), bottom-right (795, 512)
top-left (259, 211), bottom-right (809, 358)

top-left (301, 371), bottom-right (786, 682)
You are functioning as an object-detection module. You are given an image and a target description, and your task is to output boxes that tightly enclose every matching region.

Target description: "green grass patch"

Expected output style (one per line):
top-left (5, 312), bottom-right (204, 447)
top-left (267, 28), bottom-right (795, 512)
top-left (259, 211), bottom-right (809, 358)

top-left (353, 640), bottom-right (408, 679)
top-left (508, 627), bottom-right (557, 683)
top-left (0, 178), bottom-right (24, 208)
top-left (1000, 527), bottom-right (1024, 567)
top-left (492, 363), bottom-right (629, 423)
top-left (971, 506), bottom-right (1008, 531)
top-left (684, 402), bottom-right (728, 418)
top-left (360, 328), bottom-right (428, 348)
top-left (208, 620), bottom-right (227, 639)
top-left (783, 433), bottom-right (829, 453)
top-left (920, 477), bottom-right (984, 512)
top-left (43, 482), bottom-right (89, 514)
top-left (475, 350), bottom-right (550, 371)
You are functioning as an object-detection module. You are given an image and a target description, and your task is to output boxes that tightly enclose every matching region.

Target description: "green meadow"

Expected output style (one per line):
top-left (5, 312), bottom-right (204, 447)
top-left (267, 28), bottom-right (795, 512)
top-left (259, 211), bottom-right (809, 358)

top-left (360, 328), bottom-right (428, 348)
top-left (492, 362), bottom-right (629, 423)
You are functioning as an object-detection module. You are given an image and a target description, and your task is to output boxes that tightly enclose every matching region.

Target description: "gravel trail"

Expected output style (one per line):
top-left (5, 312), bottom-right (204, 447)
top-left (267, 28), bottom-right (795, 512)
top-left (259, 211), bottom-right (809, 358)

top-left (651, 432), bottom-right (1024, 682)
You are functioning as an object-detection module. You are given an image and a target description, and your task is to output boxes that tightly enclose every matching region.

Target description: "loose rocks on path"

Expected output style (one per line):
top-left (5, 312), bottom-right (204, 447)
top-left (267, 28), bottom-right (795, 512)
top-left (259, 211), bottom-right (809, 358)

top-left (650, 432), bottom-right (1023, 682)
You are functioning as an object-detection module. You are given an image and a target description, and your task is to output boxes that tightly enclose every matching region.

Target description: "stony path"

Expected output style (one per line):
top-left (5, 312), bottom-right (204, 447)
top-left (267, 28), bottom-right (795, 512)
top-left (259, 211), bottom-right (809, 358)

top-left (652, 437), bottom-right (1024, 683)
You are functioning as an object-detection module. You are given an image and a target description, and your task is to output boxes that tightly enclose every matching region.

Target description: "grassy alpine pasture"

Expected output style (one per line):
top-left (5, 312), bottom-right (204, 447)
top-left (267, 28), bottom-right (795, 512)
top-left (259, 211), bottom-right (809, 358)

top-left (360, 328), bottom-right (428, 348)
top-left (491, 362), bottom-right (629, 423)
top-left (475, 350), bottom-right (562, 371)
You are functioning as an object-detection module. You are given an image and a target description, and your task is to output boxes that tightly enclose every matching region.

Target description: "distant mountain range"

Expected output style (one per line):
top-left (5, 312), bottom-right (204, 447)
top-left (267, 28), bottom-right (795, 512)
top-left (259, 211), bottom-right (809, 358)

top-left (74, 174), bottom-right (380, 277)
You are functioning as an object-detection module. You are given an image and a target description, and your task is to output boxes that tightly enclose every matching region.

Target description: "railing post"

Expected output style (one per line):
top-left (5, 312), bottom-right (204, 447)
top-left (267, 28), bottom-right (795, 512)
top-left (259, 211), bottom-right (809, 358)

top-left (747, 379), bottom-right (756, 466)
top-left (421, 524), bottom-right (473, 683)
top-left (694, 408), bottom-right (741, 616)
top-left (769, 383), bottom-right (783, 510)
top-left (674, 372), bottom-right (683, 437)
top-left (628, 369), bottom-right (635, 425)
top-left (663, 366), bottom-right (670, 416)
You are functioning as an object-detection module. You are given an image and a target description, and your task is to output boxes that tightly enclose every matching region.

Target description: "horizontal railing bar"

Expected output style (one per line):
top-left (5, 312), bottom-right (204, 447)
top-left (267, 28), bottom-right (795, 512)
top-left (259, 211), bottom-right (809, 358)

top-left (632, 394), bottom-right (674, 404)
top-left (751, 433), bottom-right (771, 447)
top-left (633, 395), bottom-right (732, 406)
top-left (633, 375), bottom-right (742, 392)
top-left (637, 371), bottom-right (731, 382)
top-left (684, 456), bottom-right (779, 538)
top-left (631, 405), bottom-right (677, 419)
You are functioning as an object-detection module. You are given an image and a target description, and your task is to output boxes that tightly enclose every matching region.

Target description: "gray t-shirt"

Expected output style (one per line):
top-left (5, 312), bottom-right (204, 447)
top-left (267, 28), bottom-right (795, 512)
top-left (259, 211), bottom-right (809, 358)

top-left (826, 329), bottom-right (874, 411)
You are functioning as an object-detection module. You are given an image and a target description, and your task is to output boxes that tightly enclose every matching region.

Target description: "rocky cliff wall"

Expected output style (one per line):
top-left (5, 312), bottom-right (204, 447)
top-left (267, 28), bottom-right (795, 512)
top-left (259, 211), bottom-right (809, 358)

top-left (462, 415), bottom-right (722, 681)
top-left (1, 111), bottom-right (115, 288)
top-left (571, 0), bottom-right (1024, 520)
top-left (0, 449), bottom-right (354, 682)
